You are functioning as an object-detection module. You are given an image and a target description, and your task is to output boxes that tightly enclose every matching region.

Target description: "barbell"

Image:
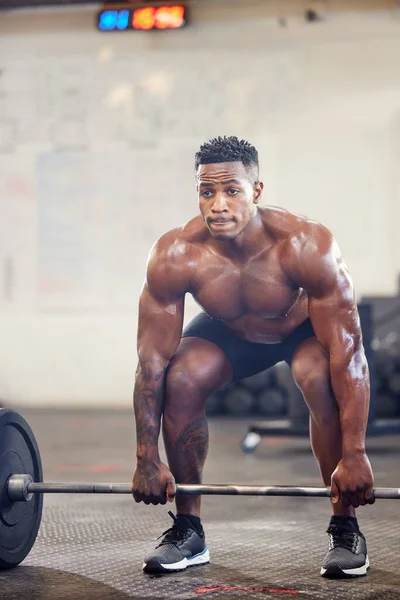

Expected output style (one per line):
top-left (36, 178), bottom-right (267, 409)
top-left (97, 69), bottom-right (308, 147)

top-left (1, 408), bottom-right (400, 570)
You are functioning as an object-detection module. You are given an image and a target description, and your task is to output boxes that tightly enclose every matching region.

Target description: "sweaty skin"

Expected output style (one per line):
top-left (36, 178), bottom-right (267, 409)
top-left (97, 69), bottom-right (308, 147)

top-left (132, 161), bottom-right (374, 511)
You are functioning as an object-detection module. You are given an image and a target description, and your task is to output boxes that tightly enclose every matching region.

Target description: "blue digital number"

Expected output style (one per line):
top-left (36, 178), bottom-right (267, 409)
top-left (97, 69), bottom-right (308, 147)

top-left (116, 10), bottom-right (129, 30)
top-left (99, 11), bottom-right (118, 31)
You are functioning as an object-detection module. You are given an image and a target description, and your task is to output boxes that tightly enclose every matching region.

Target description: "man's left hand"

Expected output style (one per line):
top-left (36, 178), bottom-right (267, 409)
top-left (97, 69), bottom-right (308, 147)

top-left (331, 453), bottom-right (375, 508)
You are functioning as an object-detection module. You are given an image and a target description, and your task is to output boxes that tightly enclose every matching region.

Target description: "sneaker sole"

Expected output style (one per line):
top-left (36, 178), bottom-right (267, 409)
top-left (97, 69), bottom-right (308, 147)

top-left (143, 548), bottom-right (210, 574)
top-left (320, 555), bottom-right (370, 578)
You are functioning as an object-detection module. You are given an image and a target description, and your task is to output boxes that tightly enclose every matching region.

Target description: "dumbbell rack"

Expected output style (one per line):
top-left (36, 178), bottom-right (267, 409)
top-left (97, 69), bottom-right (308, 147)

top-left (241, 417), bottom-right (400, 453)
top-left (242, 303), bottom-right (400, 453)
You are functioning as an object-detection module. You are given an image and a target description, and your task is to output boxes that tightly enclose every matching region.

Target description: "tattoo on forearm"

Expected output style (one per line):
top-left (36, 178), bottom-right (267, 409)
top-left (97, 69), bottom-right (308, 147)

top-left (134, 359), bottom-right (167, 457)
top-left (174, 418), bottom-right (209, 484)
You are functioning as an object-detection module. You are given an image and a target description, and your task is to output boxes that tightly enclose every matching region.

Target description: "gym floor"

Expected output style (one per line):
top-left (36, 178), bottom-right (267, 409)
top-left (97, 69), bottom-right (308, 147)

top-left (1, 409), bottom-right (400, 600)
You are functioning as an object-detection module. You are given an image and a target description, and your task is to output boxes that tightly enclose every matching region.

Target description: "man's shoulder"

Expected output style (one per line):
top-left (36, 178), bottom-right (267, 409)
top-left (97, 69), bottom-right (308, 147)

top-left (145, 218), bottom-right (206, 298)
top-left (261, 206), bottom-right (333, 251)
top-left (151, 216), bottom-right (207, 263)
top-left (267, 206), bottom-right (343, 290)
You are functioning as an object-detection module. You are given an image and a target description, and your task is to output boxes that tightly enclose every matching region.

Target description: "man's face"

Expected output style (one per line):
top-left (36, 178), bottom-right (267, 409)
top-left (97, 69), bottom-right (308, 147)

top-left (197, 162), bottom-right (263, 240)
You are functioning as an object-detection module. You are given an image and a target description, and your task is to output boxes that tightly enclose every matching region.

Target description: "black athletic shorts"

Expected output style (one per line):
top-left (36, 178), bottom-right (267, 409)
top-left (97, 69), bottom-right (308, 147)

top-left (182, 312), bottom-right (315, 382)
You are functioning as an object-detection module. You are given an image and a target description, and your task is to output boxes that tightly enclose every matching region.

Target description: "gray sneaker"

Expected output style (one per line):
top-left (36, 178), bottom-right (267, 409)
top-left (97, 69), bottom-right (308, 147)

top-left (321, 518), bottom-right (369, 578)
top-left (143, 512), bottom-right (210, 574)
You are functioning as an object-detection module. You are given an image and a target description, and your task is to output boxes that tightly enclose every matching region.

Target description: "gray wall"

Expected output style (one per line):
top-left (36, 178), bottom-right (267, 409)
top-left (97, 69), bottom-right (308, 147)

top-left (1, 3), bottom-right (400, 406)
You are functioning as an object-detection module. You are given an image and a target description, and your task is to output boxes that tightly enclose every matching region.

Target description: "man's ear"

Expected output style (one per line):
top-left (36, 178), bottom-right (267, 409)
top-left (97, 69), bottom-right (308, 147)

top-left (253, 181), bottom-right (264, 204)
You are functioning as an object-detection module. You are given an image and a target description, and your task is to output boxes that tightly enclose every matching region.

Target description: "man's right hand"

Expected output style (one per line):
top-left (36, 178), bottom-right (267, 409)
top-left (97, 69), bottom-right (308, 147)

top-left (132, 459), bottom-right (176, 505)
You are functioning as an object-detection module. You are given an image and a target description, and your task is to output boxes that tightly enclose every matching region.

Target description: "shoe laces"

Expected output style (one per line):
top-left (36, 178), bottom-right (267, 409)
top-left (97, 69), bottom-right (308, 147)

top-left (327, 524), bottom-right (359, 553)
top-left (156, 512), bottom-right (192, 547)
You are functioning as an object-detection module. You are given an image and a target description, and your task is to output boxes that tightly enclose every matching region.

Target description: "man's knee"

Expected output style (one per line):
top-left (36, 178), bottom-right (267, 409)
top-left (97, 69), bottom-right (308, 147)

top-left (291, 337), bottom-right (339, 425)
top-left (291, 337), bottom-right (331, 396)
top-left (166, 361), bottom-right (209, 405)
top-left (165, 338), bottom-right (232, 414)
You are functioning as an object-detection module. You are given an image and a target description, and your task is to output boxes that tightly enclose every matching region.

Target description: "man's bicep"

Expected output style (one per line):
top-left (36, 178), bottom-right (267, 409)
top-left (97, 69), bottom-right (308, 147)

top-left (285, 223), bottom-right (362, 353)
top-left (137, 284), bottom-right (184, 363)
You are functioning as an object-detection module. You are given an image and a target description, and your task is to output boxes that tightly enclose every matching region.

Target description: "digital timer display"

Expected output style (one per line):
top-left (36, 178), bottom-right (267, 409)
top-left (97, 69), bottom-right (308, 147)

top-left (97, 5), bottom-right (187, 31)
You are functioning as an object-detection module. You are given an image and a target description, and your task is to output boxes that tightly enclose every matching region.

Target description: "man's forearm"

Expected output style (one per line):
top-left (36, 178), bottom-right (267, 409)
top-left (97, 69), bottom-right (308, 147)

top-left (134, 356), bottom-right (169, 461)
top-left (330, 348), bottom-right (370, 458)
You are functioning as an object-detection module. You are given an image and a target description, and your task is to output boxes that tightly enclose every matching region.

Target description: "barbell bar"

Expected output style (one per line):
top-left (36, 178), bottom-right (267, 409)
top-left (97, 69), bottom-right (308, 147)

top-left (6, 475), bottom-right (400, 502)
top-left (1, 407), bottom-right (400, 571)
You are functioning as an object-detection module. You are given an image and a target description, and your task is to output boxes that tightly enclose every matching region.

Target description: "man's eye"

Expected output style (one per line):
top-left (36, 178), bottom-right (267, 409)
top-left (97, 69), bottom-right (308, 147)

top-left (202, 191), bottom-right (212, 197)
top-left (228, 189), bottom-right (239, 195)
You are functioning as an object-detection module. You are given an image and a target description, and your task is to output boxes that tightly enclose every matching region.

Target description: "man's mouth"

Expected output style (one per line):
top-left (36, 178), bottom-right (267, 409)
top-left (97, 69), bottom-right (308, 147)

top-left (209, 219), bottom-right (234, 224)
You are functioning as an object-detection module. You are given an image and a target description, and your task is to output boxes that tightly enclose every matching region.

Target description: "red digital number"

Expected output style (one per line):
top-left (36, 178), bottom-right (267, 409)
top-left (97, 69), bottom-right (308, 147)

top-left (132, 7), bottom-right (156, 29)
top-left (155, 6), bottom-right (185, 29)
top-left (132, 5), bottom-right (185, 30)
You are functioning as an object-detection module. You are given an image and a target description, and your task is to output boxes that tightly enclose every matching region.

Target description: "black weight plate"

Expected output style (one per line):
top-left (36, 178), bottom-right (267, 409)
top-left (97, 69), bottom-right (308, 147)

top-left (222, 385), bottom-right (255, 416)
top-left (256, 387), bottom-right (287, 417)
top-left (0, 409), bottom-right (43, 569)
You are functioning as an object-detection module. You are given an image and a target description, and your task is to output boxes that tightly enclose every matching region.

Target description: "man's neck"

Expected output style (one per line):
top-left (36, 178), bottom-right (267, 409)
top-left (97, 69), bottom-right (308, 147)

top-left (214, 208), bottom-right (273, 263)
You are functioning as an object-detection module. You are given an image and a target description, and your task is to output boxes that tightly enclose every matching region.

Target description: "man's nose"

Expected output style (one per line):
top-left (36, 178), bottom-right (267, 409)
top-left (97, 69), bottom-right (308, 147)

top-left (211, 193), bottom-right (228, 212)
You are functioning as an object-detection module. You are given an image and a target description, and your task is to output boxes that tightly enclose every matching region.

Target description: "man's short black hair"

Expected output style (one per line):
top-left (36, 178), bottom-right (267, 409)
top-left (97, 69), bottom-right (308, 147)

top-left (195, 136), bottom-right (259, 182)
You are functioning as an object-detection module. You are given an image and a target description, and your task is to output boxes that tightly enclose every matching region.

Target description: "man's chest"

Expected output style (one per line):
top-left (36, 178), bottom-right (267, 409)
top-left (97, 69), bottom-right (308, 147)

top-left (190, 252), bottom-right (301, 321)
